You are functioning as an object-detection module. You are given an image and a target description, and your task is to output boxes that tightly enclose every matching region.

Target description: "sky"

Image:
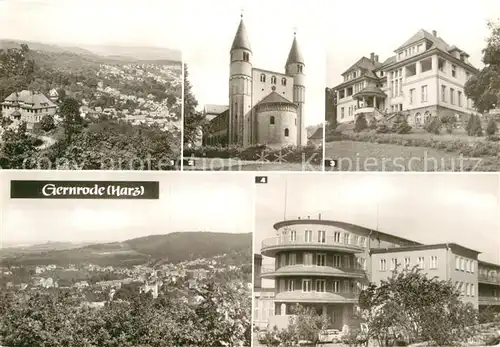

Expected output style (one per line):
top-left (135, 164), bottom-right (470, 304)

top-left (0, 0), bottom-right (185, 50)
top-left (255, 174), bottom-right (500, 277)
top-left (181, 0), bottom-right (327, 126)
top-left (326, 0), bottom-right (500, 86)
top-left (0, 171), bottom-right (254, 246)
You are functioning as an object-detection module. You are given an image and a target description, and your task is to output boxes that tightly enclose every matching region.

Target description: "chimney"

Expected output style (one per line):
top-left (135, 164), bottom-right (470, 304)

top-left (370, 52), bottom-right (375, 61)
top-left (432, 30), bottom-right (437, 37)
top-left (298, 217), bottom-right (301, 220)
top-left (318, 213), bottom-right (322, 220)
top-left (307, 215), bottom-right (310, 220)
top-left (375, 55), bottom-right (379, 62)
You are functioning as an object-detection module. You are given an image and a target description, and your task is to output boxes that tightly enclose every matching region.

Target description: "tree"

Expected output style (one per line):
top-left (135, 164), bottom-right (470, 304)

top-left (466, 114), bottom-right (483, 136)
top-left (183, 64), bottom-right (205, 148)
top-left (358, 266), bottom-right (477, 346)
top-left (354, 114), bottom-right (368, 132)
top-left (325, 88), bottom-right (337, 130)
top-left (59, 97), bottom-right (83, 141)
top-left (464, 21), bottom-right (500, 113)
top-left (0, 122), bottom-right (40, 169)
top-left (40, 114), bottom-right (55, 132)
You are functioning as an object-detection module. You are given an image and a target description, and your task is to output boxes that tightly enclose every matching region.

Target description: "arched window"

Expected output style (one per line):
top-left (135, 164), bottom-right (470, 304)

top-left (284, 128), bottom-right (289, 137)
top-left (270, 116), bottom-right (275, 125)
top-left (298, 65), bottom-right (303, 73)
top-left (424, 111), bottom-right (431, 123)
top-left (260, 74), bottom-right (266, 82)
top-left (271, 75), bottom-right (277, 84)
top-left (281, 77), bottom-right (287, 86)
top-left (243, 52), bottom-right (249, 62)
top-left (415, 112), bottom-right (422, 126)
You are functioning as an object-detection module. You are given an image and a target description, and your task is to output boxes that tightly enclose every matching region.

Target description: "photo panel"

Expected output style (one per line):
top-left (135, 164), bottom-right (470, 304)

top-left (253, 172), bottom-right (500, 345)
top-left (182, 0), bottom-right (326, 171)
top-left (324, 0), bottom-right (500, 172)
top-left (0, 0), bottom-right (183, 170)
top-left (0, 171), bottom-right (253, 346)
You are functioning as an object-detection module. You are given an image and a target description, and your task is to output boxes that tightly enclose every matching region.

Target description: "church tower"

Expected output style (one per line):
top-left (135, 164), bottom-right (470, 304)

top-left (285, 32), bottom-right (306, 146)
top-left (229, 14), bottom-right (253, 146)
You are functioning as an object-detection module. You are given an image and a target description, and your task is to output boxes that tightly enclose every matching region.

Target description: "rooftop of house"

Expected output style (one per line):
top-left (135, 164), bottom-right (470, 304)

top-left (3, 90), bottom-right (57, 109)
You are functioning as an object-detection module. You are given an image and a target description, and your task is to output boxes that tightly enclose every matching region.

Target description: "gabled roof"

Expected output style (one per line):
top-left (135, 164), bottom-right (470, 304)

top-left (341, 56), bottom-right (383, 76)
top-left (231, 18), bottom-right (252, 52)
top-left (4, 90), bottom-right (56, 109)
top-left (286, 34), bottom-right (304, 66)
top-left (395, 29), bottom-right (450, 52)
top-left (204, 104), bottom-right (229, 115)
top-left (258, 91), bottom-right (295, 106)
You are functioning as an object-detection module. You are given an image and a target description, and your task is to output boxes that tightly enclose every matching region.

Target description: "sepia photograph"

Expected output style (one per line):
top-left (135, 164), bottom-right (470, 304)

top-left (0, 0), bottom-right (183, 170)
top-left (182, 0), bottom-right (326, 171)
top-left (0, 171), bottom-right (252, 346)
top-left (253, 173), bottom-right (500, 346)
top-left (325, 0), bottom-right (500, 171)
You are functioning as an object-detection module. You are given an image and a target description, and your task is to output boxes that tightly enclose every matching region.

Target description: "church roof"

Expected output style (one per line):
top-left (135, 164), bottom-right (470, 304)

top-left (231, 18), bottom-right (252, 52)
top-left (286, 35), bottom-right (304, 65)
top-left (204, 104), bottom-right (229, 115)
top-left (258, 91), bottom-right (296, 106)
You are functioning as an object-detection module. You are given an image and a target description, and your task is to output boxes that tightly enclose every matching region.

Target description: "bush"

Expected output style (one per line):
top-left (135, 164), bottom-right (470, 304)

top-left (487, 134), bottom-right (500, 142)
top-left (395, 119), bottom-right (412, 134)
top-left (424, 117), bottom-right (442, 135)
top-left (486, 117), bottom-right (498, 136)
top-left (441, 114), bottom-right (457, 134)
top-left (354, 115), bottom-right (368, 132)
top-left (376, 124), bottom-right (391, 134)
top-left (40, 114), bottom-right (56, 132)
top-left (368, 118), bottom-right (378, 129)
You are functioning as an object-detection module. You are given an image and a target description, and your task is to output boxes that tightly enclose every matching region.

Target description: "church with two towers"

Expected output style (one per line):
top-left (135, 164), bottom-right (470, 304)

top-left (203, 15), bottom-right (307, 148)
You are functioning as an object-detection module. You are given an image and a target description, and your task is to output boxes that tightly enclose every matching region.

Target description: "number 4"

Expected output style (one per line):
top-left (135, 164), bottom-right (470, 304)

top-left (255, 176), bottom-right (268, 184)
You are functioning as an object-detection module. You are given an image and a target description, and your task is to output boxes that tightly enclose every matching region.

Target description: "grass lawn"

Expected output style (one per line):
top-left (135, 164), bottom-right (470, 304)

top-left (325, 141), bottom-right (498, 171)
top-left (184, 157), bottom-right (322, 171)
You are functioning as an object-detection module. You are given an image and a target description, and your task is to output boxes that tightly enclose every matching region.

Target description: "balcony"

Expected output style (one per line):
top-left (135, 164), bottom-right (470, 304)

top-left (261, 236), bottom-right (364, 257)
top-left (274, 290), bottom-right (359, 303)
top-left (354, 107), bottom-right (376, 115)
top-left (260, 265), bottom-right (366, 279)
top-left (478, 275), bottom-right (500, 286)
top-left (478, 296), bottom-right (500, 306)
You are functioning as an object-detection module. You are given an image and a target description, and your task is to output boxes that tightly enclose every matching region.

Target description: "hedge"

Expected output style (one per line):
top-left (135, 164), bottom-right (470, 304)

top-left (183, 144), bottom-right (323, 165)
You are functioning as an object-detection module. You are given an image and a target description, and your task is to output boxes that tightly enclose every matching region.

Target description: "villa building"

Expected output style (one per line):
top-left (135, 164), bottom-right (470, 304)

top-left (1, 90), bottom-right (57, 130)
top-left (258, 216), bottom-right (500, 330)
top-left (331, 29), bottom-right (480, 126)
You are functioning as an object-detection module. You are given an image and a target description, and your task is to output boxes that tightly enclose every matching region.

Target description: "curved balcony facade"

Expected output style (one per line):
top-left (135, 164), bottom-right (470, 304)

top-left (261, 264), bottom-right (366, 279)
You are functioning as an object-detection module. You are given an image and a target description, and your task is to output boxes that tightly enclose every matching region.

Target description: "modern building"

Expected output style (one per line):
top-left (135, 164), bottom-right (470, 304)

top-left (254, 254), bottom-right (276, 329)
top-left (204, 15), bottom-right (307, 148)
top-left (331, 29), bottom-right (480, 126)
top-left (1, 90), bottom-right (57, 130)
top-left (259, 216), bottom-right (500, 330)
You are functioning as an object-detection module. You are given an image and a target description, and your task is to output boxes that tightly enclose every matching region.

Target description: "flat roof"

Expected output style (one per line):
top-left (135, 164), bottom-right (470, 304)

top-left (370, 243), bottom-right (480, 256)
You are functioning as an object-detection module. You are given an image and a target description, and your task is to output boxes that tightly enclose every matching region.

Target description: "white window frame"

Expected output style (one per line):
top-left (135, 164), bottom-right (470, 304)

top-left (302, 279), bottom-right (311, 292)
top-left (315, 279), bottom-right (326, 293)
top-left (316, 253), bottom-right (326, 267)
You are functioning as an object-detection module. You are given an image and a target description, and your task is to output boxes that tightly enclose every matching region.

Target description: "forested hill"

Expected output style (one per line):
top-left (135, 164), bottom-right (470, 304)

top-left (0, 232), bottom-right (252, 267)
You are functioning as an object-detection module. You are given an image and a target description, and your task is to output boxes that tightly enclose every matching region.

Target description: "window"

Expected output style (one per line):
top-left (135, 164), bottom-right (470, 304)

top-left (271, 76), bottom-right (277, 84)
top-left (409, 88), bottom-right (415, 104)
top-left (466, 72), bottom-right (470, 80)
top-left (404, 257), bottom-right (410, 268)
top-left (305, 230), bottom-right (312, 243)
top-left (461, 257), bottom-right (465, 271)
top-left (458, 91), bottom-right (462, 107)
top-left (316, 280), bottom-right (326, 292)
top-left (471, 261), bottom-right (475, 273)
top-left (304, 253), bottom-right (313, 266)
top-left (466, 283), bottom-right (470, 296)
top-left (391, 258), bottom-right (397, 271)
top-left (418, 257), bottom-right (425, 269)
top-left (289, 253), bottom-right (296, 265)
top-left (279, 279), bottom-right (285, 292)
top-left (340, 107), bottom-right (345, 119)
top-left (280, 254), bottom-right (286, 267)
top-left (302, 279), bottom-right (311, 292)
top-left (450, 88), bottom-right (455, 104)
top-left (430, 256), bottom-right (438, 269)
top-left (316, 253), bottom-right (326, 267)
top-left (289, 230), bottom-right (296, 241)
top-left (284, 128), bottom-right (289, 137)
top-left (460, 282), bottom-right (464, 295)
top-left (333, 280), bottom-right (340, 293)
top-left (360, 237), bottom-right (366, 247)
top-left (455, 256), bottom-right (460, 270)
top-left (270, 116), bottom-right (275, 125)
top-left (287, 279), bottom-right (295, 291)
top-left (334, 232), bottom-right (341, 243)
top-left (260, 74), bottom-right (266, 82)
top-left (471, 284), bottom-right (475, 296)
top-left (452, 65), bottom-right (456, 77)
top-left (352, 71), bottom-right (357, 78)
top-left (297, 65), bottom-right (303, 73)
top-left (281, 77), bottom-right (287, 86)
top-left (317, 230), bottom-right (326, 243)
top-left (441, 85), bottom-right (447, 102)
top-left (466, 259), bottom-right (470, 272)
top-left (333, 255), bottom-right (341, 267)
top-left (379, 259), bottom-right (387, 271)
top-left (420, 86), bottom-right (427, 102)
top-left (243, 52), bottom-right (249, 62)
top-left (344, 280), bottom-right (350, 293)
top-left (360, 258), bottom-right (367, 270)
top-left (343, 233), bottom-right (350, 245)
top-left (344, 255), bottom-right (351, 268)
